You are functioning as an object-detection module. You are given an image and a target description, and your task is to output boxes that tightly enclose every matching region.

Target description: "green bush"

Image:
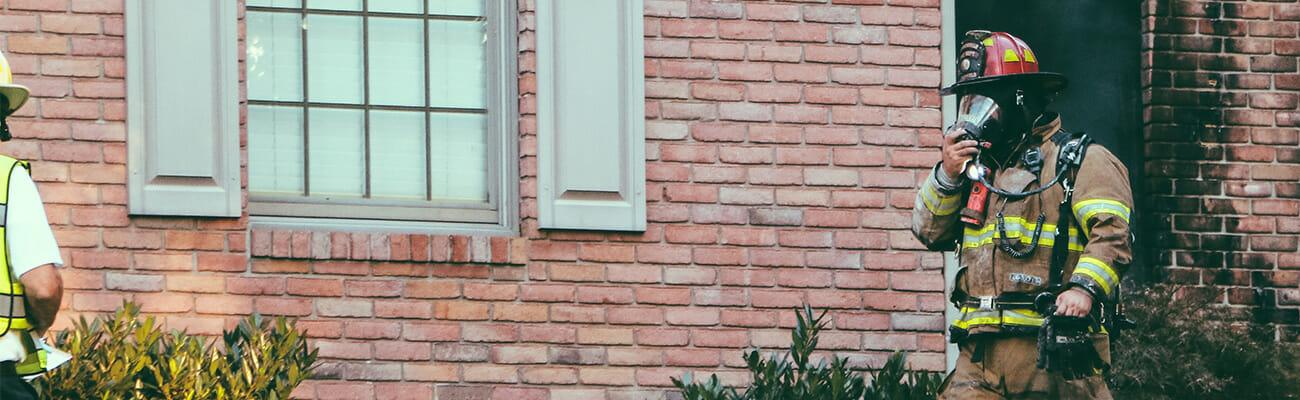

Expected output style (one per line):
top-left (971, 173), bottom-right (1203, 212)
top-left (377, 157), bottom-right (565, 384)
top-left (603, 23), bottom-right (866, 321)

top-left (673, 305), bottom-right (943, 400)
top-left (1108, 285), bottom-right (1300, 399)
top-left (33, 303), bottom-right (318, 400)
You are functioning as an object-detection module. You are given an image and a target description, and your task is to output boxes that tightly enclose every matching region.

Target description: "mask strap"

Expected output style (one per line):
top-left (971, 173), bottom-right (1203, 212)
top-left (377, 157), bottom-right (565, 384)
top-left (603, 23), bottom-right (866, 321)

top-left (0, 96), bottom-right (10, 142)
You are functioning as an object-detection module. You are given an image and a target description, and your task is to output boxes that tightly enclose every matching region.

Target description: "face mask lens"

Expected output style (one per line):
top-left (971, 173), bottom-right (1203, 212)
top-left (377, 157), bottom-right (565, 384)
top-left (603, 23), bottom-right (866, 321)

top-left (956, 94), bottom-right (1000, 140)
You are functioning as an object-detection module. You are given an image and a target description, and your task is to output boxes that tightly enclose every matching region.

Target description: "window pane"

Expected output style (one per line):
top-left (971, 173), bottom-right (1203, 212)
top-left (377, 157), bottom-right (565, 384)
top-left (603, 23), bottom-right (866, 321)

top-left (429, 20), bottom-right (486, 109)
top-left (371, 0), bottom-right (423, 14)
top-left (308, 108), bottom-right (365, 197)
top-left (307, 15), bottom-right (363, 104)
top-left (429, 0), bottom-right (483, 16)
top-left (371, 111), bottom-right (427, 199)
top-left (368, 18), bottom-right (424, 107)
top-left (248, 12), bottom-right (303, 102)
top-left (430, 113), bottom-right (487, 202)
top-left (309, 0), bottom-right (360, 11)
top-left (249, 106), bottom-right (305, 195)
top-left (248, 0), bottom-right (301, 7)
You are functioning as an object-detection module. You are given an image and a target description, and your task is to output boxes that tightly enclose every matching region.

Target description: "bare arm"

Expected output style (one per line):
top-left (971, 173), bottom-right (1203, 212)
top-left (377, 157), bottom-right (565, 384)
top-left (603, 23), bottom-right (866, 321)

top-left (19, 264), bottom-right (62, 335)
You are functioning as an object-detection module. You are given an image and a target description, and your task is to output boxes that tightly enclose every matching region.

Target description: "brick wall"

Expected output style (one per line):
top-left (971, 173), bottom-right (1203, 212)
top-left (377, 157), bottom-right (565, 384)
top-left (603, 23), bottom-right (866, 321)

top-left (1, 0), bottom-right (950, 398)
top-left (1143, 0), bottom-right (1300, 341)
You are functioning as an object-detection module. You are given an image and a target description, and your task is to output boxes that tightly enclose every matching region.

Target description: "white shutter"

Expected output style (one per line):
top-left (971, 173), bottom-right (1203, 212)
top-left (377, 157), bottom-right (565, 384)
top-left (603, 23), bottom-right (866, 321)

top-left (535, 0), bottom-right (646, 231)
top-left (126, 0), bottom-right (240, 217)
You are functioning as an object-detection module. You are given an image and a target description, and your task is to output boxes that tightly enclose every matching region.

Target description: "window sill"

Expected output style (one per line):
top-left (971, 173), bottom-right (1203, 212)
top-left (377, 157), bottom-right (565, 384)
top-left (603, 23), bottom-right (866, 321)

top-left (248, 222), bottom-right (526, 265)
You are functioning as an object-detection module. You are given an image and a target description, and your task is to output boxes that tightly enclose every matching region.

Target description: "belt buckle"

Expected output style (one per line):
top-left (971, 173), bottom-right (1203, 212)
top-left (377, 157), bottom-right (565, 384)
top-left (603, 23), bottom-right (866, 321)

top-left (978, 296), bottom-right (995, 311)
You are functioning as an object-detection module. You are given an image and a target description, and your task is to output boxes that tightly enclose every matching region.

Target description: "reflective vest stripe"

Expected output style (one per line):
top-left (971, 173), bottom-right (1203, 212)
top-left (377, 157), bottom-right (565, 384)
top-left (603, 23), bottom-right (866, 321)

top-left (951, 306), bottom-right (1109, 334)
top-left (961, 216), bottom-right (1084, 251)
top-left (951, 307), bottom-right (1045, 329)
top-left (918, 177), bottom-right (962, 216)
top-left (1073, 256), bottom-right (1118, 297)
top-left (1073, 198), bottom-right (1131, 236)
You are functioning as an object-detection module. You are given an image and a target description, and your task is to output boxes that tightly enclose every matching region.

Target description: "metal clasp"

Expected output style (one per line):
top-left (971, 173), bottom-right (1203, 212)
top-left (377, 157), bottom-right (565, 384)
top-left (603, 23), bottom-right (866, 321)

top-left (978, 296), bottom-right (995, 311)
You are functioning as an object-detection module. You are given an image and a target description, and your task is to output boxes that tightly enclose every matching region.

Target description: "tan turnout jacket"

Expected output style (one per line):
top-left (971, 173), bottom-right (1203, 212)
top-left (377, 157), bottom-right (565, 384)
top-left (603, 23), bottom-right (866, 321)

top-left (912, 115), bottom-right (1134, 336)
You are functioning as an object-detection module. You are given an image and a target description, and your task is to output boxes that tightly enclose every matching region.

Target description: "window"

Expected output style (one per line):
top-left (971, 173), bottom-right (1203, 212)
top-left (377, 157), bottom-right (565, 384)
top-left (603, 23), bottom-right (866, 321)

top-left (244, 0), bottom-right (514, 228)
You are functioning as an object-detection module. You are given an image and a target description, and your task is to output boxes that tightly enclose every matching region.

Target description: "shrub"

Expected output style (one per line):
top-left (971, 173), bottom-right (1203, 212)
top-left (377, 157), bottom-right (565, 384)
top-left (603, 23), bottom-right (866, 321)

top-left (33, 303), bottom-right (318, 400)
top-left (1108, 285), bottom-right (1300, 399)
top-left (673, 305), bottom-right (943, 400)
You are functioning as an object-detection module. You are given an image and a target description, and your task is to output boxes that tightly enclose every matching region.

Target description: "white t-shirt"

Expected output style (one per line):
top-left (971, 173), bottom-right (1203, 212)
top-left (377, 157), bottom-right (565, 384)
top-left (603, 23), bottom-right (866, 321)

top-left (0, 167), bottom-right (64, 362)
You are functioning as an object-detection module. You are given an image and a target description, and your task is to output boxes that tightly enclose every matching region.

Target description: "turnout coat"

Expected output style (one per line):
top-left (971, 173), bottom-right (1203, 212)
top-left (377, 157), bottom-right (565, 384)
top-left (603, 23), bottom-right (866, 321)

top-left (911, 115), bottom-right (1135, 337)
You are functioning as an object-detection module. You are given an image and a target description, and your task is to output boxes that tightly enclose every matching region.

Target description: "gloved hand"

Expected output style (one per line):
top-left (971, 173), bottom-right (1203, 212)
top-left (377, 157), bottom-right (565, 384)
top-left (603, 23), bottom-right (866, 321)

top-left (1037, 308), bottom-right (1103, 380)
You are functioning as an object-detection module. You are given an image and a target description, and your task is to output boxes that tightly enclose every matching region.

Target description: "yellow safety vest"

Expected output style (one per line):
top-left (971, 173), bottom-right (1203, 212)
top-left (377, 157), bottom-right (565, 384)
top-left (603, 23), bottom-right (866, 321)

top-left (0, 155), bottom-right (49, 376)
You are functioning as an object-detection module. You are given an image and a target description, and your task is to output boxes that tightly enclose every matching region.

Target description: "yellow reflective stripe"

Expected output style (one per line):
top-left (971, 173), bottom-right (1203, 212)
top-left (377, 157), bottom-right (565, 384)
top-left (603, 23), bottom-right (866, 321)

top-left (961, 217), bottom-right (1084, 252)
top-left (1074, 257), bottom-right (1117, 296)
top-left (918, 177), bottom-right (961, 216)
top-left (0, 318), bottom-right (30, 331)
top-left (1073, 199), bottom-right (1131, 236)
top-left (1023, 48), bottom-right (1037, 63)
top-left (952, 307), bottom-right (1044, 329)
top-left (981, 38), bottom-right (994, 46)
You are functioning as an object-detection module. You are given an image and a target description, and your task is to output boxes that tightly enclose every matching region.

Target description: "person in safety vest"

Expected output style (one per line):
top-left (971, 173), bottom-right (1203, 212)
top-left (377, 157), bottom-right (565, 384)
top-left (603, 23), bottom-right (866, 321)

top-left (0, 50), bottom-right (65, 399)
top-left (912, 31), bottom-right (1134, 399)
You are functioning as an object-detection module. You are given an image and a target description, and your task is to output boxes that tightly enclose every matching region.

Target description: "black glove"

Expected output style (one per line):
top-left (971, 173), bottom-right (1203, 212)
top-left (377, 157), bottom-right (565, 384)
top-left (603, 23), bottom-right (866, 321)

top-left (1036, 308), bottom-right (1104, 380)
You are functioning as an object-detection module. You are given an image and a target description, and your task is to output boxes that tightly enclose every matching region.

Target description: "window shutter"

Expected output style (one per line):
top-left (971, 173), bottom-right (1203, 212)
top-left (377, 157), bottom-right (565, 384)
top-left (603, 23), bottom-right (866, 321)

top-left (535, 0), bottom-right (646, 231)
top-left (126, 0), bottom-right (240, 217)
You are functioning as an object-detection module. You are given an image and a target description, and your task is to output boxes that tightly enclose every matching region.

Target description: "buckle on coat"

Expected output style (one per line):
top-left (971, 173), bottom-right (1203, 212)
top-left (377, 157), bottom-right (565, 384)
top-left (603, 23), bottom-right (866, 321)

top-left (978, 296), bottom-right (995, 311)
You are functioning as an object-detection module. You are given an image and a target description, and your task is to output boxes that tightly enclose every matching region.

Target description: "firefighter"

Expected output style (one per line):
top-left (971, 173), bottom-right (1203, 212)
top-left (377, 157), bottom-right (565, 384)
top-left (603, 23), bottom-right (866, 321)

top-left (912, 31), bottom-right (1133, 399)
top-left (0, 50), bottom-right (64, 399)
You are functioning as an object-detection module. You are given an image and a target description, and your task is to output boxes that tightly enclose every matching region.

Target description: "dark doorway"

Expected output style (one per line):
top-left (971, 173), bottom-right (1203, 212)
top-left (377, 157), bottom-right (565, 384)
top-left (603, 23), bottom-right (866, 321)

top-left (955, 2), bottom-right (1148, 281)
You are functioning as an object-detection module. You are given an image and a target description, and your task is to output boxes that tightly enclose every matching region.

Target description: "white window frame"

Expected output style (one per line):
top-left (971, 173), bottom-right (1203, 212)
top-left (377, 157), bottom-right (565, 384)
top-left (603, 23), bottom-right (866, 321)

top-left (941, 0), bottom-right (959, 372)
top-left (244, 0), bottom-right (518, 236)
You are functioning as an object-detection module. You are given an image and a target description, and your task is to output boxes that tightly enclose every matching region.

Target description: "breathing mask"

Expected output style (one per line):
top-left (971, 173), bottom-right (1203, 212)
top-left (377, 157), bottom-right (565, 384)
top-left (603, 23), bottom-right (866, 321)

top-left (954, 94), bottom-right (1002, 148)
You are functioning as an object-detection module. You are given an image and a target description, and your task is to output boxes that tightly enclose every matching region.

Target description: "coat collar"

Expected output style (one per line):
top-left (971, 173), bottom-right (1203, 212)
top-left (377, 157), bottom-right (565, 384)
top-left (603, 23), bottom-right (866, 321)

top-left (1031, 112), bottom-right (1061, 139)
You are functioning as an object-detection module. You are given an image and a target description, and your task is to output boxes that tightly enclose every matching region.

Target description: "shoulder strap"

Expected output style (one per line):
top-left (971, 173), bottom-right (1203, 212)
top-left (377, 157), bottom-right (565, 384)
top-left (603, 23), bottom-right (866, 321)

top-left (1048, 134), bottom-right (1092, 291)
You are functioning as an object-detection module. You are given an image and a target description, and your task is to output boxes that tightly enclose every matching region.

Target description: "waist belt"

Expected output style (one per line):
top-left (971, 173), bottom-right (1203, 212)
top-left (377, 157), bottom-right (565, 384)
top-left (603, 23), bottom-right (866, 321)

top-left (960, 294), bottom-right (1039, 311)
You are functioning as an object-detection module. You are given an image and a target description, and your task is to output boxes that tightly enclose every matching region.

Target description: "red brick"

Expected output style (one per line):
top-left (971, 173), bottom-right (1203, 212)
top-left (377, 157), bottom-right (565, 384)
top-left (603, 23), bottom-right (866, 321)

top-left (7, 35), bottom-right (68, 55)
top-left (194, 295), bottom-right (253, 315)
top-left (693, 247), bottom-right (747, 266)
top-left (719, 226), bottom-right (777, 246)
top-left (718, 21), bottom-right (773, 41)
top-left (661, 19), bottom-right (717, 38)
top-left (721, 310), bottom-right (778, 327)
top-left (399, 323), bottom-right (459, 342)
top-left (458, 283), bottom-right (514, 301)
top-left (636, 287), bottom-right (692, 305)
top-left (131, 295), bottom-right (191, 315)
top-left (405, 280), bottom-right (459, 299)
top-left (521, 284), bottom-right (576, 302)
top-left (576, 286), bottom-right (635, 304)
top-left (750, 289), bottom-right (804, 308)
top-left (577, 327), bottom-right (634, 345)
top-left (375, 300), bottom-right (434, 319)
top-left (773, 23), bottom-right (829, 42)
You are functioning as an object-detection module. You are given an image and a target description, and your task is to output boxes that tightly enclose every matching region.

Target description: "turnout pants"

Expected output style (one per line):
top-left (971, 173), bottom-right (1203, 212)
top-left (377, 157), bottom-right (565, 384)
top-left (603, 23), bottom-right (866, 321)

top-left (940, 335), bottom-right (1112, 400)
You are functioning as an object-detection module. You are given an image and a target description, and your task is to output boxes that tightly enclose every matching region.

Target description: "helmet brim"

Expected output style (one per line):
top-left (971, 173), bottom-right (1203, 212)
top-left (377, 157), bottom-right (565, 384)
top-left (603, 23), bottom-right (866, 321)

top-left (0, 84), bottom-right (29, 116)
top-left (940, 72), bottom-right (1067, 96)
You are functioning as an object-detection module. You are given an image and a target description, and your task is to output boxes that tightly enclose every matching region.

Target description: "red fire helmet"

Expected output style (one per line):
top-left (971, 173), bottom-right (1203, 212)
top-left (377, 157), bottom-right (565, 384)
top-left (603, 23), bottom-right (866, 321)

top-left (940, 31), bottom-right (1067, 96)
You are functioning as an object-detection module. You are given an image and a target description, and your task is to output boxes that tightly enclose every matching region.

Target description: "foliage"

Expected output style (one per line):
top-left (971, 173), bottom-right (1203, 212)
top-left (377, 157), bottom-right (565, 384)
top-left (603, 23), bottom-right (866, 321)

top-left (673, 305), bottom-right (943, 400)
top-left (33, 303), bottom-right (318, 400)
top-left (863, 350), bottom-right (946, 400)
top-left (1108, 285), bottom-right (1300, 400)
